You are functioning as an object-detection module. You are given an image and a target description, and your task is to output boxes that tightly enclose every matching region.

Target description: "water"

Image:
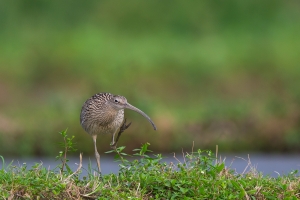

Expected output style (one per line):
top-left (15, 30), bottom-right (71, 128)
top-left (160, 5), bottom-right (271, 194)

top-left (220, 153), bottom-right (300, 176)
top-left (1, 153), bottom-right (300, 177)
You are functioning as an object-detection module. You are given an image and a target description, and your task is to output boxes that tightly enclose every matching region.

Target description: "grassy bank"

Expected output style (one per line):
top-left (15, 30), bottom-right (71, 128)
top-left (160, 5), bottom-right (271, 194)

top-left (1, 140), bottom-right (299, 199)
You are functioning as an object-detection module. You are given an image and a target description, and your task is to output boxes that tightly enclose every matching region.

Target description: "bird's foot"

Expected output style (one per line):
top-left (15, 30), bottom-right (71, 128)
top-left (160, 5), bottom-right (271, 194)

top-left (110, 143), bottom-right (117, 150)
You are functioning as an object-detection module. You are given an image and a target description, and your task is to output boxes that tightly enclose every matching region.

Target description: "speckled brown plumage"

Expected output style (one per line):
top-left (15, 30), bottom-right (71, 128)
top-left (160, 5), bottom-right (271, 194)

top-left (80, 92), bottom-right (157, 173)
top-left (81, 93), bottom-right (124, 136)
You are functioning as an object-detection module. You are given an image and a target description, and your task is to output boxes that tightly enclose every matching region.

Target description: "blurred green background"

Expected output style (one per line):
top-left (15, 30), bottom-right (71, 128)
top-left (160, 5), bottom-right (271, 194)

top-left (1, 1), bottom-right (300, 156)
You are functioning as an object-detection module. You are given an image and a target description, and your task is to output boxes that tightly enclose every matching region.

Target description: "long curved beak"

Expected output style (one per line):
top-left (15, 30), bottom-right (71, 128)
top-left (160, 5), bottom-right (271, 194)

top-left (125, 103), bottom-right (157, 130)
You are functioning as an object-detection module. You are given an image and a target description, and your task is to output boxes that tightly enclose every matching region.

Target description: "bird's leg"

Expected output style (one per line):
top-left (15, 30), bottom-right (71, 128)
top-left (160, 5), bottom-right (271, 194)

top-left (110, 118), bottom-right (132, 149)
top-left (92, 135), bottom-right (101, 174)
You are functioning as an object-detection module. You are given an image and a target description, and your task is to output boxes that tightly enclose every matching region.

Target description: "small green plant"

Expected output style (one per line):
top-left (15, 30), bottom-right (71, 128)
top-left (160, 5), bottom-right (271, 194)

top-left (56, 129), bottom-right (77, 174)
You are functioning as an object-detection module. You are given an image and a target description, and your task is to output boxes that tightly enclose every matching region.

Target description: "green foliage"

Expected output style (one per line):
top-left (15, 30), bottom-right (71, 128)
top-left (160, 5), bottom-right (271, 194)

top-left (56, 129), bottom-right (77, 174)
top-left (0, 143), bottom-right (300, 199)
top-left (1, 141), bottom-right (300, 199)
top-left (1, 1), bottom-right (300, 155)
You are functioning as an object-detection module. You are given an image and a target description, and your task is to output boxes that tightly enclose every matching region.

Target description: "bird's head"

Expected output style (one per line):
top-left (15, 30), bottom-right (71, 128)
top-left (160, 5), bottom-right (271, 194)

top-left (108, 95), bottom-right (157, 130)
top-left (108, 95), bottom-right (128, 110)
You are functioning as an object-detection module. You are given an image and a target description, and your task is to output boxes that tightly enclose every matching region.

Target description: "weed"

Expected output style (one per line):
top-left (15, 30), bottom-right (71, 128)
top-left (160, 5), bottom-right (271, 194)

top-left (56, 129), bottom-right (77, 174)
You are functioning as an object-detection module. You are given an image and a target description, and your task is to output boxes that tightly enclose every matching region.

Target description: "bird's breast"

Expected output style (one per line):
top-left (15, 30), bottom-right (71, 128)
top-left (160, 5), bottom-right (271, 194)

top-left (83, 109), bottom-right (124, 135)
top-left (98, 109), bottom-right (124, 134)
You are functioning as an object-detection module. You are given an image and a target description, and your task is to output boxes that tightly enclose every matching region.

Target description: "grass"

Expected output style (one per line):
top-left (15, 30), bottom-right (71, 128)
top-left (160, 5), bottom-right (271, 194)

top-left (0, 132), bottom-right (299, 199)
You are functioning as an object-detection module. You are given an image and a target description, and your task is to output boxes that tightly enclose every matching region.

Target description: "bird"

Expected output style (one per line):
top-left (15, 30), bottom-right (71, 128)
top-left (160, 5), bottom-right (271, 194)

top-left (80, 92), bottom-right (157, 173)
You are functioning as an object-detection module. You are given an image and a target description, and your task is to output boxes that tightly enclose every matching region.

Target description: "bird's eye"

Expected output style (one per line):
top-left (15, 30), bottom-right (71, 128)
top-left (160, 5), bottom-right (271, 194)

top-left (114, 99), bottom-right (119, 103)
